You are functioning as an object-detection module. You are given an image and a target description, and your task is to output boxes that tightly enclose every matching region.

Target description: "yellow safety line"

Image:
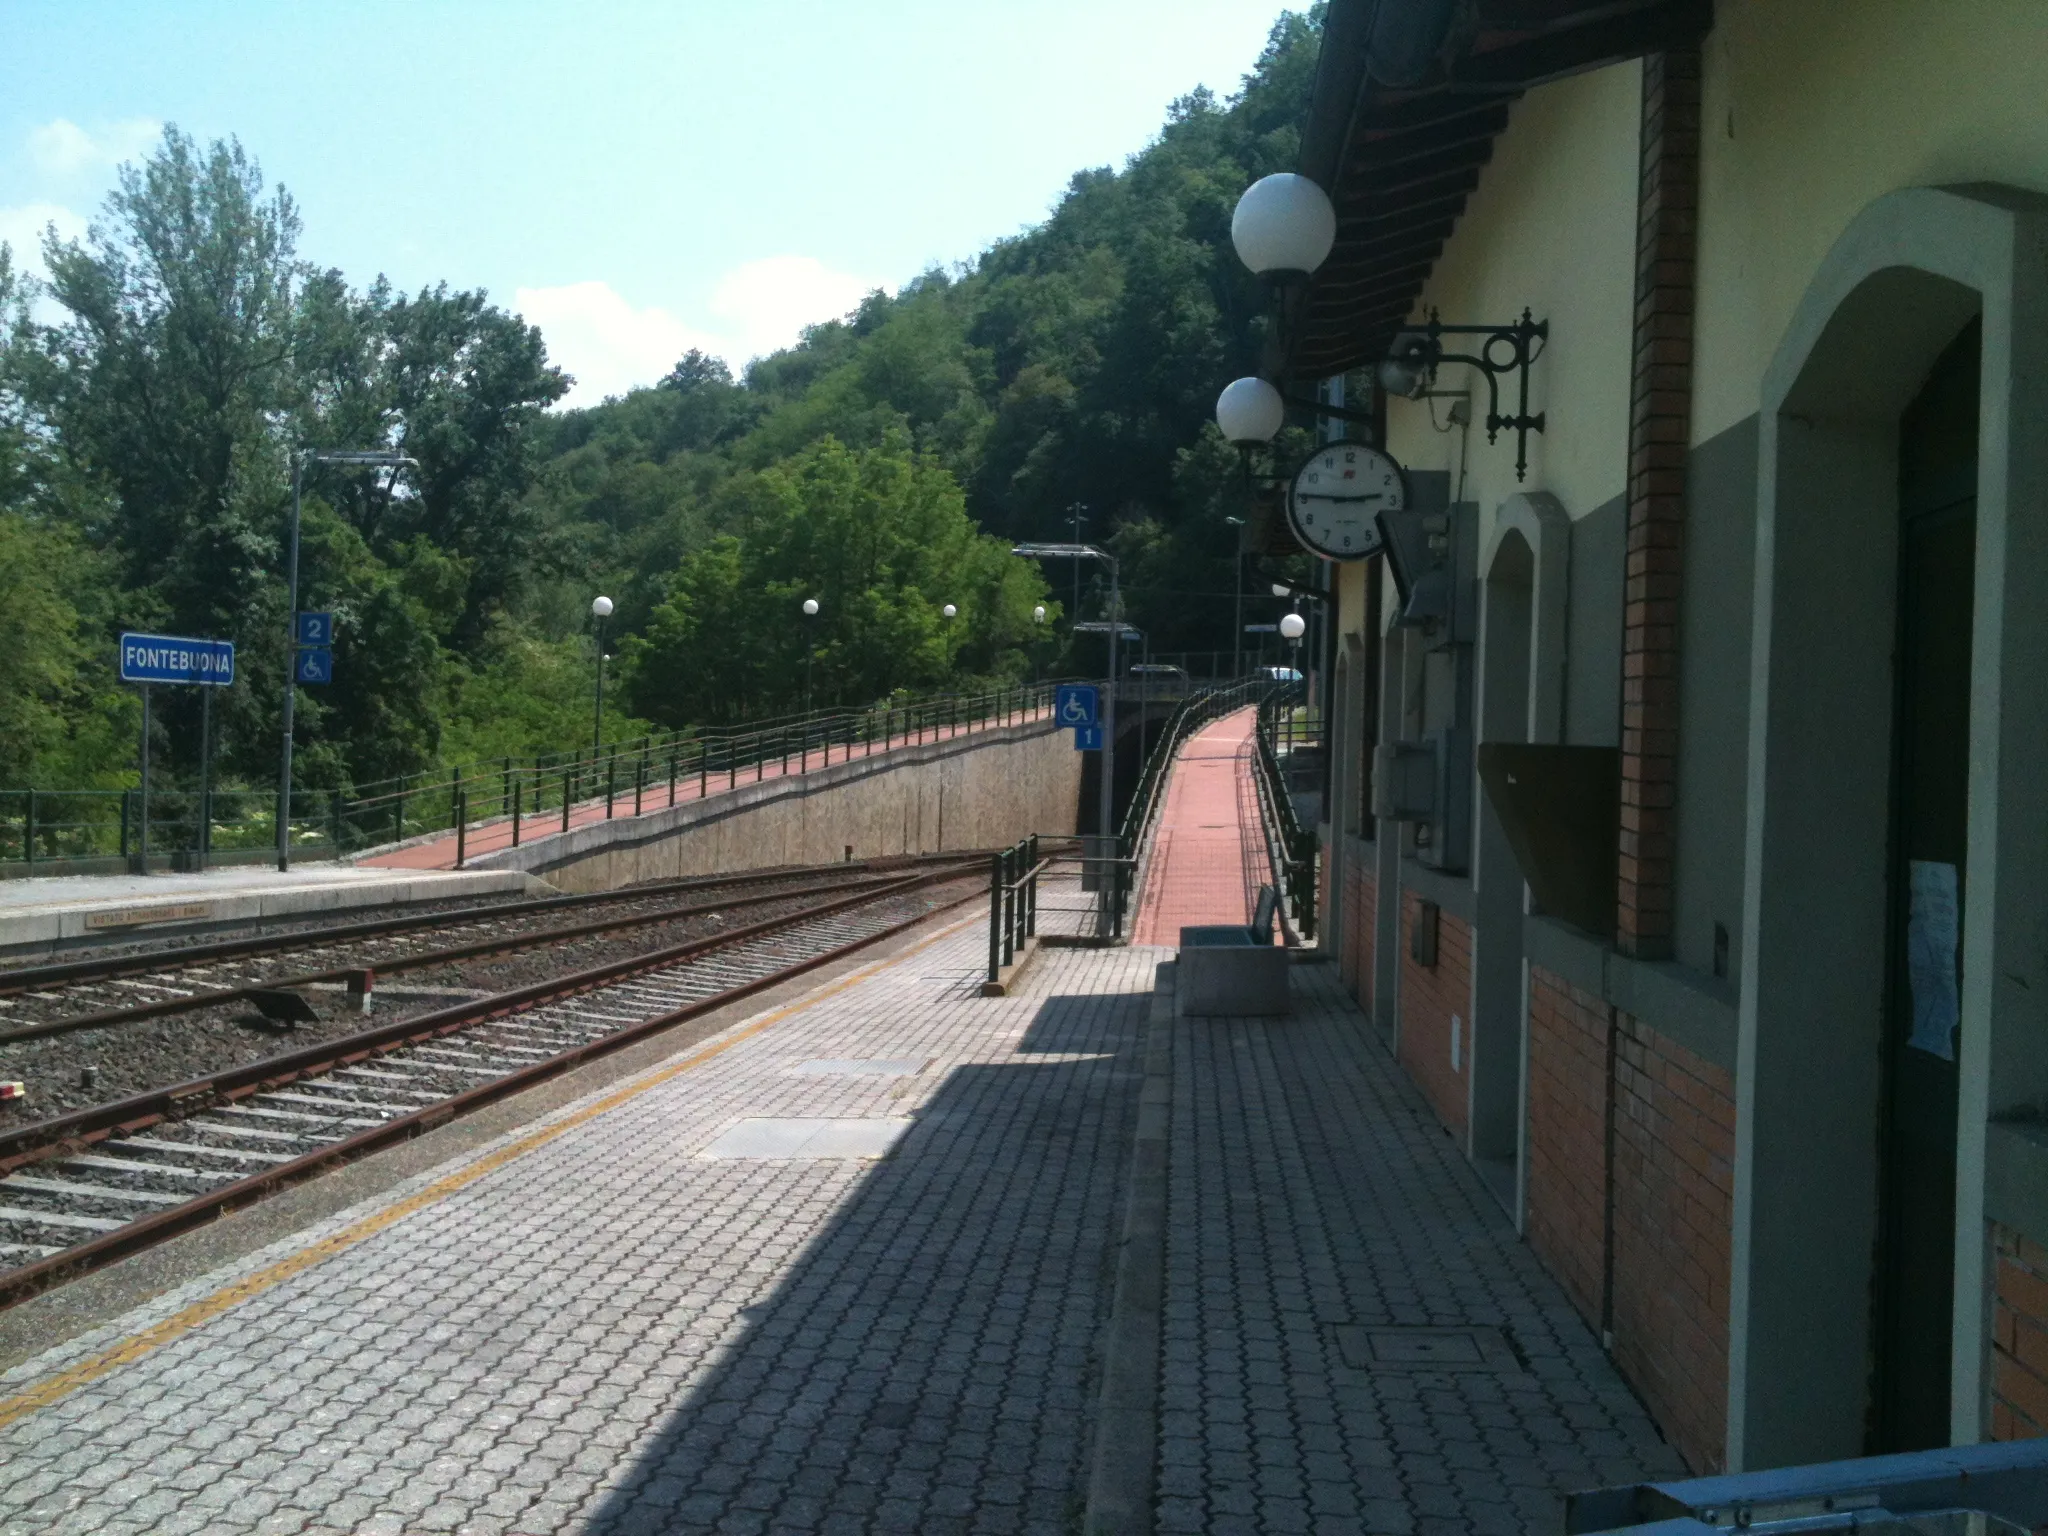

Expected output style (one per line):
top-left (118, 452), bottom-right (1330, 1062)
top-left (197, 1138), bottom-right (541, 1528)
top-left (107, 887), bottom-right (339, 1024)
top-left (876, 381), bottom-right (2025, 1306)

top-left (0, 910), bottom-right (984, 1433)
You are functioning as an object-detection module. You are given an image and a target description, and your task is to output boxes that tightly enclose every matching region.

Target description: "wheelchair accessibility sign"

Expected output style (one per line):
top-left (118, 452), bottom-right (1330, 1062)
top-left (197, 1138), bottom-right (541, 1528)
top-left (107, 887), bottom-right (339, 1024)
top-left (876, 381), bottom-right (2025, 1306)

top-left (1055, 684), bottom-right (1099, 728)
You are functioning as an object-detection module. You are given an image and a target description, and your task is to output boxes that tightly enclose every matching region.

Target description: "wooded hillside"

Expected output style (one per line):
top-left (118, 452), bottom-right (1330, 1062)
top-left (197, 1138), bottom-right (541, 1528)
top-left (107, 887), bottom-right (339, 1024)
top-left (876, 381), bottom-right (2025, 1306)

top-left (0, 10), bottom-right (1318, 797)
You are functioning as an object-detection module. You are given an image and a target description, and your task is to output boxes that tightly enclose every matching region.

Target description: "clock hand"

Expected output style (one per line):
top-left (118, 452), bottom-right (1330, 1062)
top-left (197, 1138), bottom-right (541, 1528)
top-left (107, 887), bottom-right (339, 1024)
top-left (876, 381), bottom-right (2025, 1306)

top-left (1295, 493), bottom-right (1386, 503)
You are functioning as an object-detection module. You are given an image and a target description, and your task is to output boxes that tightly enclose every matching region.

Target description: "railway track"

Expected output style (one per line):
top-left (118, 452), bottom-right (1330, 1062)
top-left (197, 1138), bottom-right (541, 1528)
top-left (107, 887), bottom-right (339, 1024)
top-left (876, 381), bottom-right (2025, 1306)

top-left (0, 855), bottom-right (970, 1042)
top-left (0, 864), bottom-right (984, 1309)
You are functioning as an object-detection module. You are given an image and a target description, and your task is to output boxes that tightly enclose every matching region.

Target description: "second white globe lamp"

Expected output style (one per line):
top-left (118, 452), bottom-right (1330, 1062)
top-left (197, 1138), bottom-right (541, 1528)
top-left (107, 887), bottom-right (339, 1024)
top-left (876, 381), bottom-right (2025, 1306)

top-left (1216, 377), bottom-right (1285, 445)
top-left (802, 598), bottom-right (819, 616)
top-left (942, 603), bottom-right (957, 619)
top-left (1279, 612), bottom-right (1307, 640)
top-left (591, 595), bottom-right (614, 619)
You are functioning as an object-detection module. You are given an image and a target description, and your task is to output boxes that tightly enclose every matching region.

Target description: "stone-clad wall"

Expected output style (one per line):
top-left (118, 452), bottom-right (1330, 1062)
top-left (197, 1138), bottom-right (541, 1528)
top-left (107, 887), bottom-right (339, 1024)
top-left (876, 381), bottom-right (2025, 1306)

top-left (472, 721), bottom-right (1082, 893)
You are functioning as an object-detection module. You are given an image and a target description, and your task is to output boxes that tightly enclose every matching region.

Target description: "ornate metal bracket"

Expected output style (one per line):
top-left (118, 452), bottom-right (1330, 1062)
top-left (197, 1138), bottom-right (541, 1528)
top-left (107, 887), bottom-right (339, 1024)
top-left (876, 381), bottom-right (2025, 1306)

top-left (1392, 309), bottom-right (1549, 481)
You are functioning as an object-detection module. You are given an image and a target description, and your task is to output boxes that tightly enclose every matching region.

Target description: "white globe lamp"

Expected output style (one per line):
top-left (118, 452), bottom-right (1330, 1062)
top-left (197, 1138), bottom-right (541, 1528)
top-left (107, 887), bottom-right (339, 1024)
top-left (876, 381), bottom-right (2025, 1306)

top-left (1032, 604), bottom-right (1046, 623)
top-left (1216, 377), bottom-right (1285, 445)
top-left (802, 597), bottom-right (819, 616)
top-left (591, 595), bottom-right (614, 619)
top-left (1279, 612), bottom-right (1307, 640)
top-left (1231, 173), bottom-right (1337, 281)
top-left (942, 604), bottom-right (957, 619)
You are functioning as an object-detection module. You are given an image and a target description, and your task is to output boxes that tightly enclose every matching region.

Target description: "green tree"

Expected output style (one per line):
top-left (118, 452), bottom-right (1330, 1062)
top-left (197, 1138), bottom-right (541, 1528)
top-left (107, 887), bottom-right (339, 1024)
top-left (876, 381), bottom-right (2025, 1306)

top-left (625, 433), bottom-right (1046, 725)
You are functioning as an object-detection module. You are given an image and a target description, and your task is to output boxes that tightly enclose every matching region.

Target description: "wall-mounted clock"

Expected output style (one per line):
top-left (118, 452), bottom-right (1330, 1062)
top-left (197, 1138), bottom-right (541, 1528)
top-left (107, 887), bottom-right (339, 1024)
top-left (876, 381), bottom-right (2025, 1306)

top-left (1286, 443), bottom-right (1404, 561)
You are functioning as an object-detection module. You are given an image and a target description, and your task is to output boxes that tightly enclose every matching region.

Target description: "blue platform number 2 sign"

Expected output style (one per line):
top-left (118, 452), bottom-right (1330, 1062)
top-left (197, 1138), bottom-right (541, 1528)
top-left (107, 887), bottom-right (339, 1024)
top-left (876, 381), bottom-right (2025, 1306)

top-left (296, 611), bottom-right (334, 685)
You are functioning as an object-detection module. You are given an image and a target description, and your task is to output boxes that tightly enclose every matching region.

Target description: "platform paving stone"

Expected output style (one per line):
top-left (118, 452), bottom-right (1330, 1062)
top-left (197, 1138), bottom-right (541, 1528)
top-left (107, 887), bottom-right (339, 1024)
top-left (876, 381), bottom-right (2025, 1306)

top-left (0, 927), bottom-right (1157, 1536)
top-left (0, 894), bottom-right (1685, 1535)
top-left (1152, 961), bottom-right (1685, 1534)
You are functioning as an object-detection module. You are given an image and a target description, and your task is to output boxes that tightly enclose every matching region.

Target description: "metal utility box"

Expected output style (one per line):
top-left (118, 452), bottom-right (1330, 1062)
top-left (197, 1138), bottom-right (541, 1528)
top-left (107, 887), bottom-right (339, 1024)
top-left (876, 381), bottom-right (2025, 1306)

top-left (1370, 725), bottom-right (1472, 874)
top-left (1373, 741), bottom-right (1436, 821)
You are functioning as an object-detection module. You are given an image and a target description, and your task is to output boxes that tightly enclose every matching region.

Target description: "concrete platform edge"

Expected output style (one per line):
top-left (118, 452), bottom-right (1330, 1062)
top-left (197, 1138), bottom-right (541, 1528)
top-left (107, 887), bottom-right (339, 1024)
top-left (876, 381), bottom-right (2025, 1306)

top-left (0, 903), bottom-right (982, 1375)
top-left (1084, 957), bottom-right (1174, 1535)
top-left (0, 867), bottom-right (553, 961)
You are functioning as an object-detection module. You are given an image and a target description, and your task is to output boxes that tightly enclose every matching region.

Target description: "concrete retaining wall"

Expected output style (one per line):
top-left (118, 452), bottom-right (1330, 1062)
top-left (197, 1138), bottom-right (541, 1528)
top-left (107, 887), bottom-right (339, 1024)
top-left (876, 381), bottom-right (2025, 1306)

top-left (467, 719), bottom-right (1082, 893)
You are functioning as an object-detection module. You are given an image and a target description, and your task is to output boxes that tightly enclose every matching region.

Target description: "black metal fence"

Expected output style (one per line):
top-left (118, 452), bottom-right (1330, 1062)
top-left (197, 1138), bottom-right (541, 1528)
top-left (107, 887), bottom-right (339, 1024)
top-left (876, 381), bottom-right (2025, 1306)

top-left (985, 834), bottom-right (1048, 986)
top-left (1251, 686), bottom-right (1319, 941)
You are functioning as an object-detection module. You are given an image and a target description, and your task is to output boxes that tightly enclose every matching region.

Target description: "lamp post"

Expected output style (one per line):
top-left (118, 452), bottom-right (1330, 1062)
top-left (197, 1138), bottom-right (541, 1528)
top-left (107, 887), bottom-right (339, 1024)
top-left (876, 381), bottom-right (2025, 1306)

top-left (1031, 603), bottom-right (1046, 684)
top-left (1064, 504), bottom-right (1088, 620)
top-left (1014, 543), bottom-right (1120, 921)
top-left (801, 597), bottom-right (819, 715)
top-left (1224, 516), bottom-right (1246, 678)
top-left (591, 595), bottom-right (614, 754)
top-left (279, 448), bottom-right (416, 872)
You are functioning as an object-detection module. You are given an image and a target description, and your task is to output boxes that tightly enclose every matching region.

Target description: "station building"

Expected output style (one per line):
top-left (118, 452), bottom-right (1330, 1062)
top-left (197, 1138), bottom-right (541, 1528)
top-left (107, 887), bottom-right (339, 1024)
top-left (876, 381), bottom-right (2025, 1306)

top-left (1278, 0), bottom-right (2048, 1478)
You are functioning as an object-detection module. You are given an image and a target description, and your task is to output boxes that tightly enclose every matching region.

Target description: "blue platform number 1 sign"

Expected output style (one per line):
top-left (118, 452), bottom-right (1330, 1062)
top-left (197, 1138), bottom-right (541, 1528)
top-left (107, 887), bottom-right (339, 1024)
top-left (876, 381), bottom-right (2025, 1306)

top-left (296, 611), bottom-right (333, 685)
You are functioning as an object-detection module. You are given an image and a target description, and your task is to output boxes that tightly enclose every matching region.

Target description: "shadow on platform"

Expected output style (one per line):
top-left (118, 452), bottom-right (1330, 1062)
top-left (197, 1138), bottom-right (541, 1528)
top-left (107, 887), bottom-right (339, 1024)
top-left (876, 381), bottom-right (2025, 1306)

top-left (577, 984), bottom-right (1152, 1535)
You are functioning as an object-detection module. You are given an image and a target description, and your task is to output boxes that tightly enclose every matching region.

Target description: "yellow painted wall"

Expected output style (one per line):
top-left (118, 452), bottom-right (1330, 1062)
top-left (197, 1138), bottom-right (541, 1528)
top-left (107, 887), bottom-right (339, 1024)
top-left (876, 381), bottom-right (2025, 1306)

top-left (1693, 0), bottom-right (2048, 441)
top-left (1335, 559), bottom-right (1368, 638)
top-left (1384, 60), bottom-right (1642, 532)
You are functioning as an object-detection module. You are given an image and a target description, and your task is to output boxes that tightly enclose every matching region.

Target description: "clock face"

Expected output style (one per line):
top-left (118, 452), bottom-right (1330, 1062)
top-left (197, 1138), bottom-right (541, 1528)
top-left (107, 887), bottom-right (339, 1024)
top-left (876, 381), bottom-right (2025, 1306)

top-left (1287, 444), bottom-right (1405, 561)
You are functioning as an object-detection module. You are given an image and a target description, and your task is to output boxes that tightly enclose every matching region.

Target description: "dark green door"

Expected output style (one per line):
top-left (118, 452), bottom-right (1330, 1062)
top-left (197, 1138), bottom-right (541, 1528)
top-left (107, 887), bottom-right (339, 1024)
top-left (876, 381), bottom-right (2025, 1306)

top-left (1873, 319), bottom-right (1978, 1452)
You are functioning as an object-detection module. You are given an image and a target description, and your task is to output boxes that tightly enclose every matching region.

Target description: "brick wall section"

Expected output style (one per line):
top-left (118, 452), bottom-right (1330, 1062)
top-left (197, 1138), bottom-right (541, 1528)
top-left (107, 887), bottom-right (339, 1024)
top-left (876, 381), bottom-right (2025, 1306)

top-left (1354, 856), bottom-right (1376, 1017)
top-left (1397, 893), bottom-right (1471, 1140)
top-left (1610, 1013), bottom-right (1734, 1475)
top-left (1525, 963), bottom-right (1734, 1474)
top-left (1992, 1224), bottom-right (2048, 1440)
top-left (1339, 849), bottom-right (1361, 993)
top-left (1617, 46), bottom-right (1701, 961)
top-left (1338, 846), bottom-right (1377, 1011)
top-left (1525, 965), bottom-right (1610, 1328)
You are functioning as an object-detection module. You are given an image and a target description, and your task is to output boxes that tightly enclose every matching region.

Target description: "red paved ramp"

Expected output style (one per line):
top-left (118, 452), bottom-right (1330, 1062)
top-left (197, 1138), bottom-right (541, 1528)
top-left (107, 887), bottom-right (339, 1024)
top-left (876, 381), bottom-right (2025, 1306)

top-left (1130, 707), bottom-right (1271, 946)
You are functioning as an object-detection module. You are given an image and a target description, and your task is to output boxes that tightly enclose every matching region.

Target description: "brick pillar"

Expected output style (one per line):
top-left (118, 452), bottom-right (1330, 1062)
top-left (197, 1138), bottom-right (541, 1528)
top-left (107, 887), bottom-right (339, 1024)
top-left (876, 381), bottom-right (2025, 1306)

top-left (1617, 47), bottom-right (1701, 960)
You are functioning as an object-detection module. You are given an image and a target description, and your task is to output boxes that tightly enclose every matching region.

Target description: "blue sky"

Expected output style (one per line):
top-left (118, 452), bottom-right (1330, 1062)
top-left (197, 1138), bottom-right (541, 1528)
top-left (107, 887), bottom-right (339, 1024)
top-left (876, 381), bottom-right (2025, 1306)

top-left (1, 1), bottom-right (1288, 404)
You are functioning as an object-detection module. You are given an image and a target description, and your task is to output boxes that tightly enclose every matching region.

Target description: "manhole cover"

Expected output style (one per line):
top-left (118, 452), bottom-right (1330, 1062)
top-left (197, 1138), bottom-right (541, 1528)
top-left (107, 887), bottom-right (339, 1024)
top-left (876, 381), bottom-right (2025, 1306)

top-left (790, 1059), bottom-right (929, 1077)
top-left (701, 1118), bottom-right (913, 1158)
top-left (1331, 1325), bottom-right (1524, 1374)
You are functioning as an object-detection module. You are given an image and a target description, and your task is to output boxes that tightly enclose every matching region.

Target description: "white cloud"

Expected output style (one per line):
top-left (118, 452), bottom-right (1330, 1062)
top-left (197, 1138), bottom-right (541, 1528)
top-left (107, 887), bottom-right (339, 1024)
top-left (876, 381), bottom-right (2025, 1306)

top-left (513, 280), bottom-right (725, 409)
top-left (707, 255), bottom-right (877, 363)
top-left (0, 202), bottom-right (87, 279)
top-left (28, 117), bottom-right (161, 177)
top-left (517, 257), bottom-right (877, 409)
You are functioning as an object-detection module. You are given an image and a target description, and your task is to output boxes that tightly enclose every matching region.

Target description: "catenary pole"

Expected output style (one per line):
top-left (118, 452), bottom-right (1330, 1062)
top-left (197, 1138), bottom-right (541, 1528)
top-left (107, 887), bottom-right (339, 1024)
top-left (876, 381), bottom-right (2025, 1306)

top-left (276, 454), bottom-right (303, 872)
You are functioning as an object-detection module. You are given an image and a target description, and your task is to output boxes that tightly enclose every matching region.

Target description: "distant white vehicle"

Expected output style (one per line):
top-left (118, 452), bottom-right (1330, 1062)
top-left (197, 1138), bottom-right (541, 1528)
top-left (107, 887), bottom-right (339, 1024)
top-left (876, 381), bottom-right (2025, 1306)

top-left (1257, 666), bottom-right (1303, 683)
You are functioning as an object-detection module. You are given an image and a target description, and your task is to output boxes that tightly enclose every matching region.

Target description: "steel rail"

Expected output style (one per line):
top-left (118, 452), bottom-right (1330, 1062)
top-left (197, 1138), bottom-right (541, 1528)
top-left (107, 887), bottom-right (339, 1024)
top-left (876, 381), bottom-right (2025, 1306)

top-left (0, 859), bottom-right (982, 1047)
top-left (0, 869), bottom-right (983, 1310)
top-left (0, 852), bottom-right (970, 998)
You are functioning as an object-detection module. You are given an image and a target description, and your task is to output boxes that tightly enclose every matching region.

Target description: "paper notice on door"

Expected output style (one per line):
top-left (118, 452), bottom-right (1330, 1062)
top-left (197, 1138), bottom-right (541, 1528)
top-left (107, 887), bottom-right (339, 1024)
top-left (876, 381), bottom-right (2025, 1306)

top-left (1907, 859), bottom-right (1960, 1061)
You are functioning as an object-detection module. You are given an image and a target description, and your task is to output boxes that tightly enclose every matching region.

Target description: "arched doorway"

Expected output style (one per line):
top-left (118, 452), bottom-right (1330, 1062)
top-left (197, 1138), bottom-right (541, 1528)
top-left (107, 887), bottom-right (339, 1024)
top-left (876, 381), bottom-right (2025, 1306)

top-left (1471, 492), bottom-right (1569, 1222)
top-left (1730, 185), bottom-right (2048, 1470)
top-left (1876, 317), bottom-right (1979, 1452)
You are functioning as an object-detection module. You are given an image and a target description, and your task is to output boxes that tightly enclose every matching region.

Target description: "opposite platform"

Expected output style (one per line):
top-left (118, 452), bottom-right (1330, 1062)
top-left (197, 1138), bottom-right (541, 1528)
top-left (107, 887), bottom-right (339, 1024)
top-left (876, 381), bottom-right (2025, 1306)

top-left (0, 864), bottom-right (548, 962)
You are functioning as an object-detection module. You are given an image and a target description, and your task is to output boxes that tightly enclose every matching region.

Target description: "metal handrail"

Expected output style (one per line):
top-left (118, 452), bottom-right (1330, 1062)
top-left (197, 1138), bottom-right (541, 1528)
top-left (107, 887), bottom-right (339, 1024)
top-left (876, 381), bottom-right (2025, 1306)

top-left (986, 834), bottom-right (1054, 984)
top-left (1251, 687), bottom-right (1318, 942)
top-left (0, 679), bottom-right (1080, 876)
